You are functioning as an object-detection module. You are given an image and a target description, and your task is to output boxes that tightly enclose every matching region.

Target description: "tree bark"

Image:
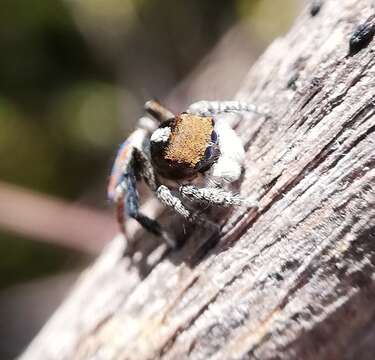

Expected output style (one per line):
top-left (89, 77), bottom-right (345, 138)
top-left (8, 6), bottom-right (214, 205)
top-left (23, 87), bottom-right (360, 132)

top-left (21, 0), bottom-right (375, 359)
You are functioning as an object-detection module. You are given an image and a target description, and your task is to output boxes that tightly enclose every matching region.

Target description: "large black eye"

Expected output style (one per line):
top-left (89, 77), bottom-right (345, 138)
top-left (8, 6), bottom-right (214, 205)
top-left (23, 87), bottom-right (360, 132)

top-left (195, 147), bottom-right (220, 172)
top-left (205, 130), bottom-right (218, 161)
top-left (211, 130), bottom-right (218, 143)
top-left (204, 146), bottom-right (214, 160)
top-left (195, 130), bottom-right (220, 172)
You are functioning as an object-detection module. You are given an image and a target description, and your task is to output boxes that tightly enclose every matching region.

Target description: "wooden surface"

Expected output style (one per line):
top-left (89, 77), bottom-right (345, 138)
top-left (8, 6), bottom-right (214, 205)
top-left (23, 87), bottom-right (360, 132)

top-left (22, 0), bottom-right (375, 359)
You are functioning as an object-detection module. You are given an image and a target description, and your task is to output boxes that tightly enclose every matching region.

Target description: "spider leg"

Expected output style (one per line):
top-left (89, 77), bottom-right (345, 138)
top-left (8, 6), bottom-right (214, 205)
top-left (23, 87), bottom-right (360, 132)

top-left (133, 148), bottom-right (157, 190)
top-left (156, 185), bottom-right (190, 218)
top-left (156, 185), bottom-right (219, 231)
top-left (145, 99), bottom-right (175, 123)
top-left (109, 131), bottom-right (176, 247)
top-left (179, 185), bottom-right (258, 208)
top-left (121, 171), bottom-right (177, 248)
top-left (186, 100), bottom-right (264, 117)
top-left (137, 116), bottom-right (159, 133)
top-left (132, 148), bottom-right (211, 241)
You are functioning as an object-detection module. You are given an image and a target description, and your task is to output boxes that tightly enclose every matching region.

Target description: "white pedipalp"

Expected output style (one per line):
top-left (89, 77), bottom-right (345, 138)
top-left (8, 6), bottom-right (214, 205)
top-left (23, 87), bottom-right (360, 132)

top-left (211, 157), bottom-right (242, 183)
top-left (210, 117), bottom-right (245, 183)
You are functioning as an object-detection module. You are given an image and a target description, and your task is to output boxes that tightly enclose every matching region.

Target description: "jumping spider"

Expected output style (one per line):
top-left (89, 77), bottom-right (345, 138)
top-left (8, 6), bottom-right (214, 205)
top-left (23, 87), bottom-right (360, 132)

top-left (108, 100), bottom-right (263, 248)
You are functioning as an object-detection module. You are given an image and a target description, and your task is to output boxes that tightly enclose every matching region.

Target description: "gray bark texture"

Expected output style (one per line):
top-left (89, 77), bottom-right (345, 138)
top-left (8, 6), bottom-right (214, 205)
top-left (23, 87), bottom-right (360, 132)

top-left (21, 0), bottom-right (375, 359)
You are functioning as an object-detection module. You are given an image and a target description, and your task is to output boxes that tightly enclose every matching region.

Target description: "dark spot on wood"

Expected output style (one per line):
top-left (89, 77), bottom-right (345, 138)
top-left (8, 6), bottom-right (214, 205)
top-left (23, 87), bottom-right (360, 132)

top-left (310, 0), bottom-right (322, 16)
top-left (310, 76), bottom-right (322, 88)
top-left (299, 77), bottom-right (323, 110)
top-left (287, 72), bottom-right (299, 90)
top-left (349, 17), bottom-right (375, 55)
top-left (349, 270), bottom-right (372, 288)
top-left (282, 259), bottom-right (300, 271)
top-left (291, 311), bottom-right (303, 321)
top-left (336, 264), bottom-right (349, 278)
top-left (270, 272), bottom-right (284, 281)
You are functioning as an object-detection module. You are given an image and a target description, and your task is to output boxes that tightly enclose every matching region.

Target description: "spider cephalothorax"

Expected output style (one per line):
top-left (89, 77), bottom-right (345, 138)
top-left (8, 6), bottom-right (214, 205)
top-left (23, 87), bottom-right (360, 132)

top-left (150, 113), bottom-right (220, 180)
top-left (108, 100), bottom-right (263, 247)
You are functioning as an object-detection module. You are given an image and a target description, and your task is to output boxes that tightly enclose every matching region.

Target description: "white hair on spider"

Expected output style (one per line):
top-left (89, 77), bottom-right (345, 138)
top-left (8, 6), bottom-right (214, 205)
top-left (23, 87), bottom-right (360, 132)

top-left (150, 127), bottom-right (171, 143)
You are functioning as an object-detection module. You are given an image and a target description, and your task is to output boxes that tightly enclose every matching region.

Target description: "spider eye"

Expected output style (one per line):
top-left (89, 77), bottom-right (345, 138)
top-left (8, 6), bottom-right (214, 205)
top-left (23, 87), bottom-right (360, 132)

top-left (195, 130), bottom-right (219, 172)
top-left (204, 130), bottom-right (218, 160)
top-left (204, 146), bottom-right (213, 160)
top-left (198, 146), bottom-right (216, 170)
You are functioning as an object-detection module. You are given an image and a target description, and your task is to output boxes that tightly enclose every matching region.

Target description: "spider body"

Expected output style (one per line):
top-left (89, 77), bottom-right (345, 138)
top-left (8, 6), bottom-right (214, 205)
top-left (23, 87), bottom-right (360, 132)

top-left (108, 100), bottom-right (262, 247)
top-left (150, 113), bottom-right (219, 180)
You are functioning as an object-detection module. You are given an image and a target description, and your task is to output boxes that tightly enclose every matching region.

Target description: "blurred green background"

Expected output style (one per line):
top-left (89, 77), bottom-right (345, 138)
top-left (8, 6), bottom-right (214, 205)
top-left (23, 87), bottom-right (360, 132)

top-left (0, 0), bottom-right (298, 357)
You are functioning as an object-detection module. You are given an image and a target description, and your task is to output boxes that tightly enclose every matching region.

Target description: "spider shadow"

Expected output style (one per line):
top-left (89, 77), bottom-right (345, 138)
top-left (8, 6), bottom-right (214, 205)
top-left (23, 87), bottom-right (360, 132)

top-left (123, 208), bottom-right (233, 280)
top-left (122, 174), bottom-right (246, 279)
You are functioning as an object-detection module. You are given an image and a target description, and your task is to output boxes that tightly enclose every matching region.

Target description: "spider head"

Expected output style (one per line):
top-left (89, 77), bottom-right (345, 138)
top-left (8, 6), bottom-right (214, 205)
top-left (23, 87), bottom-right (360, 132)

top-left (150, 113), bottom-right (220, 180)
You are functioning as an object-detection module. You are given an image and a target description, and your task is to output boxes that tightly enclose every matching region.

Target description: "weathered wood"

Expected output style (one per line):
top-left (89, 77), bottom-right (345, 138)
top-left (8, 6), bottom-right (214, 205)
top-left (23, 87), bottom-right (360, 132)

top-left (22, 0), bottom-right (375, 359)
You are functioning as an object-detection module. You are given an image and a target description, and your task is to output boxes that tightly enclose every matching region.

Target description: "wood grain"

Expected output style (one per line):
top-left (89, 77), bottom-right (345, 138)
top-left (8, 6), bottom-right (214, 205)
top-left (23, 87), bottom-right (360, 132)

top-left (22, 1), bottom-right (375, 359)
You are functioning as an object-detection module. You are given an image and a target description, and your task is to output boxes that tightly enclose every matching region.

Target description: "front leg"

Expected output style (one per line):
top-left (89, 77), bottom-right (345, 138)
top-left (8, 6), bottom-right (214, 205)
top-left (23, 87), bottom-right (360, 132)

top-left (179, 185), bottom-right (258, 209)
top-left (187, 100), bottom-right (263, 117)
top-left (156, 185), bottom-right (219, 231)
top-left (145, 99), bottom-right (175, 123)
top-left (120, 172), bottom-right (177, 248)
top-left (156, 185), bottom-right (190, 218)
